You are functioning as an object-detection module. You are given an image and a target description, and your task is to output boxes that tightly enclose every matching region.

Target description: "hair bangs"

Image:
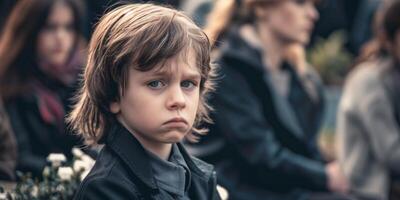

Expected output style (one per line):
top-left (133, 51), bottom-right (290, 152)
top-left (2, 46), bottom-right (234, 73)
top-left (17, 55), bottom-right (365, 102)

top-left (133, 14), bottom-right (189, 72)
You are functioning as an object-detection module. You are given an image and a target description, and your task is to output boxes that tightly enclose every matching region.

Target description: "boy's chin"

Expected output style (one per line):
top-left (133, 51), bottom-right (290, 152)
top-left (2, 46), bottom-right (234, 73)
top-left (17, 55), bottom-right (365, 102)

top-left (160, 130), bottom-right (187, 143)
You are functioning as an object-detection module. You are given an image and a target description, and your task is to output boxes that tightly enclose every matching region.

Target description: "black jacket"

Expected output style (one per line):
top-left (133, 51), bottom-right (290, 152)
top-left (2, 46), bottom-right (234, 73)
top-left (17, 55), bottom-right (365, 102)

top-left (74, 122), bottom-right (220, 200)
top-left (192, 30), bottom-right (327, 199)
top-left (4, 80), bottom-right (80, 178)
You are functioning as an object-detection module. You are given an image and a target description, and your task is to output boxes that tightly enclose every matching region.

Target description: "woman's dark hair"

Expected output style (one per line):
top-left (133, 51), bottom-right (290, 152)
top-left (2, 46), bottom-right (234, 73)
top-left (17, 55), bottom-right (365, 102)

top-left (357, 0), bottom-right (400, 63)
top-left (382, 0), bottom-right (400, 42)
top-left (0, 0), bottom-right (83, 100)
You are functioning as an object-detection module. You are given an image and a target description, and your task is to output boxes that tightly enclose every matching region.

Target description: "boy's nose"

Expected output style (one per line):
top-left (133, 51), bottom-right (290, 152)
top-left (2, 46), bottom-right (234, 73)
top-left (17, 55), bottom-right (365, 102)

top-left (166, 86), bottom-right (186, 110)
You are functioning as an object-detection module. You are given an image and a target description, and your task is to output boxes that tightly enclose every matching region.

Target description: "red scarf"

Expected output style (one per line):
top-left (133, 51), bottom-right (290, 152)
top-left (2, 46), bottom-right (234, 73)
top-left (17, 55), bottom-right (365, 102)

top-left (34, 81), bottom-right (65, 129)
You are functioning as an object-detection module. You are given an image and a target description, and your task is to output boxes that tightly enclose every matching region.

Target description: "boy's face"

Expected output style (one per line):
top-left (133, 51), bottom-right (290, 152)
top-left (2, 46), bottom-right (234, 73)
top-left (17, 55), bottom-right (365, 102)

top-left (110, 52), bottom-right (201, 147)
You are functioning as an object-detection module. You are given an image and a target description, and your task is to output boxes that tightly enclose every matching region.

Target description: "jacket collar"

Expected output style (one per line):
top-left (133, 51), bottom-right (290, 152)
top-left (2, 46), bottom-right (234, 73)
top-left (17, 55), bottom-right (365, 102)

top-left (147, 144), bottom-right (191, 197)
top-left (220, 26), bottom-right (265, 72)
top-left (177, 142), bottom-right (214, 180)
top-left (106, 122), bottom-right (158, 190)
top-left (105, 121), bottom-right (214, 190)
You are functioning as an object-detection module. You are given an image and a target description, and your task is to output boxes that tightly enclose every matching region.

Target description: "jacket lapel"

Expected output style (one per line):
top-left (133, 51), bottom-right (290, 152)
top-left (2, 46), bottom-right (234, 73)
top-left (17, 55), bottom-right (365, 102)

top-left (177, 143), bottom-right (216, 200)
top-left (106, 122), bottom-right (158, 191)
top-left (221, 32), bottom-right (306, 140)
top-left (262, 73), bottom-right (305, 139)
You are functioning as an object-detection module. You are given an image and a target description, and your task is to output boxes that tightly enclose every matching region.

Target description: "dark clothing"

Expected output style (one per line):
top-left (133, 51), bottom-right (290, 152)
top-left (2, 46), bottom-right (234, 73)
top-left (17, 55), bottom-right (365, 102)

top-left (74, 122), bottom-right (220, 200)
top-left (4, 79), bottom-right (80, 178)
top-left (194, 30), bottom-right (327, 199)
top-left (0, 100), bottom-right (17, 181)
top-left (147, 144), bottom-right (191, 199)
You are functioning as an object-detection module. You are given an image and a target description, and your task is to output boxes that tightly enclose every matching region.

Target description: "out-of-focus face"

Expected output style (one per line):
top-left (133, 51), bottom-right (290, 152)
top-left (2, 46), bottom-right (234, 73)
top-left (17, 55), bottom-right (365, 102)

top-left (110, 51), bottom-right (201, 150)
top-left (260, 0), bottom-right (319, 45)
top-left (37, 1), bottom-right (75, 66)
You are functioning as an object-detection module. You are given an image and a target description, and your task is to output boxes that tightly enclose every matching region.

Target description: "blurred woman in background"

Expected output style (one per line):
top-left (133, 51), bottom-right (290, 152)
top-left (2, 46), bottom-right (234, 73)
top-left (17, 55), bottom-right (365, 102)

top-left (0, 0), bottom-right (85, 178)
top-left (337, 0), bottom-right (400, 199)
top-left (185, 0), bottom-right (350, 199)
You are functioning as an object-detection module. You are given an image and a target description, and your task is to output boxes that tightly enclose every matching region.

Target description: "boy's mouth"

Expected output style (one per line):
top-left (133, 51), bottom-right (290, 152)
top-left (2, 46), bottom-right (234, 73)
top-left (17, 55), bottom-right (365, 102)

top-left (163, 117), bottom-right (188, 125)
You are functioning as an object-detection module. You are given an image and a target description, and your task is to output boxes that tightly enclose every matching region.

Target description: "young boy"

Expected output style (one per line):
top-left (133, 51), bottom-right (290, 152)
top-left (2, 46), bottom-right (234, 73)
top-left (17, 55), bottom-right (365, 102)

top-left (68, 3), bottom-right (220, 200)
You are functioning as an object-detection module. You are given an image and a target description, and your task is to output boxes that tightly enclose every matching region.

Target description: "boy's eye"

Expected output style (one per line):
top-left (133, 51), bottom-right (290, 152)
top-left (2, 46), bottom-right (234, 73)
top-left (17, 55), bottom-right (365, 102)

top-left (147, 80), bottom-right (165, 89)
top-left (181, 80), bottom-right (197, 89)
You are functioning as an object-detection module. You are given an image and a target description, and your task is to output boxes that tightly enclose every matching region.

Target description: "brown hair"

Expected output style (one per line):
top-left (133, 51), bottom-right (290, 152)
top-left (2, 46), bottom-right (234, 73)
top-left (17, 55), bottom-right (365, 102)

top-left (204, 0), bottom-right (319, 46)
top-left (67, 3), bottom-right (215, 145)
top-left (357, 0), bottom-right (400, 63)
top-left (0, 0), bottom-right (83, 100)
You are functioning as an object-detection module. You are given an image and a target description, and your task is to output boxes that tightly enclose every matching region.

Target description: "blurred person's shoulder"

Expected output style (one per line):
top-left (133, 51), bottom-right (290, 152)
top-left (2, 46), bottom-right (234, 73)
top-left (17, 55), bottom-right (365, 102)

top-left (341, 58), bottom-right (392, 109)
top-left (345, 58), bottom-right (390, 91)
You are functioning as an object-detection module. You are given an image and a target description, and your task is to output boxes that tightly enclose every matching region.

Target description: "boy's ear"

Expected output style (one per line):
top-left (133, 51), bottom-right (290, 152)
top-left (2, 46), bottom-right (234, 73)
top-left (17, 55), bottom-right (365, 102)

top-left (109, 102), bottom-right (121, 114)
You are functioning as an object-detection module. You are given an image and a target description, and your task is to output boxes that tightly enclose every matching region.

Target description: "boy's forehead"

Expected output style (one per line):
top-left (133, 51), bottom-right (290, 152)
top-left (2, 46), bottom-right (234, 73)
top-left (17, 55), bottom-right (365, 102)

top-left (153, 58), bottom-right (200, 76)
top-left (150, 51), bottom-right (200, 75)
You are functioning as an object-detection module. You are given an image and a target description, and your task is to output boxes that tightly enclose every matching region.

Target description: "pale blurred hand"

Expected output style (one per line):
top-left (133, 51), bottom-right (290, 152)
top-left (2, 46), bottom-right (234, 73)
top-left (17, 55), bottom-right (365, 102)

top-left (326, 162), bottom-right (349, 194)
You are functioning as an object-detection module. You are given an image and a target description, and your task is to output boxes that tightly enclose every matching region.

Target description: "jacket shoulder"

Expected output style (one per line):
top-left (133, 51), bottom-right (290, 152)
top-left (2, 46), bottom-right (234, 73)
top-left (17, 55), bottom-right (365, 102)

top-left (74, 150), bottom-right (142, 200)
top-left (190, 156), bottom-right (221, 200)
top-left (75, 170), bottom-right (141, 200)
top-left (190, 156), bottom-right (215, 179)
top-left (191, 156), bottom-right (214, 174)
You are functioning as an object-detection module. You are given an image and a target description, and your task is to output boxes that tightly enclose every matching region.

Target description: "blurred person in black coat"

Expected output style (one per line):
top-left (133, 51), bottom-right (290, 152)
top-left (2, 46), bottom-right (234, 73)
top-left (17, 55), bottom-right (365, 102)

top-left (185, 0), bottom-right (351, 199)
top-left (0, 0), bottom-right (86, 178)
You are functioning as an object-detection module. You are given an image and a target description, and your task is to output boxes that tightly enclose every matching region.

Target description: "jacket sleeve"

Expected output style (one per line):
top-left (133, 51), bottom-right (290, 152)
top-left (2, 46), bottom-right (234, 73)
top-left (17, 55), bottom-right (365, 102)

top-left (212, 65), bottom-right (327, 190)
top-left (359, 86), bottom-right (400, 174)
top-left (74, 177), bottom-right (140, 200)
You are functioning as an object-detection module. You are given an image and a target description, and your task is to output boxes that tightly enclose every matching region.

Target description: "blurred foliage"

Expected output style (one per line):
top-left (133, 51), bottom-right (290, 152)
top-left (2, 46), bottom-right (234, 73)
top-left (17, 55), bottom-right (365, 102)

top-left (0, 149), bottom-right (94, 200)
top-left (4, 168), bottom-right (81, 200)
top-left (308, 30), bottom-right (353, 85)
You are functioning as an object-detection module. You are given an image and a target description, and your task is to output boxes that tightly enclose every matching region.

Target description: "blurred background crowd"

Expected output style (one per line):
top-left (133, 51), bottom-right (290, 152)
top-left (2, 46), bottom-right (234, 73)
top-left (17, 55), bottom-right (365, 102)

top-left (0, 0), bottom-right (399, 200)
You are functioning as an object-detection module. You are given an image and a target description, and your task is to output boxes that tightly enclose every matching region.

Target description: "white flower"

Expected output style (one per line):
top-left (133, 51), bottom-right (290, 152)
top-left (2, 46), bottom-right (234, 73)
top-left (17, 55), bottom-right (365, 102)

top-left (81, 155), bottom-right (95, 168)
top-left (72, 148), bottom-right (84, 158)
top-left (58, 167), bottom-right (74, 181)
top-left (31, 186), bottom-right (38, 198)
top-left (81, 154), bottom-right (94, 163)
top-left (216, 185), bottom-right (229, 200)
top-left (0, 192), bottom-right (7, 200)
top-left (47, 153), bottom-right (66, 167)
top-left (56, 185), bottom-right (65, 192)
top-left (42, 166), bottom-right (50, 177)
top-left (73, 160), bottom-right (89, 172)
top-left (80, 170), bottom-right (90, 181)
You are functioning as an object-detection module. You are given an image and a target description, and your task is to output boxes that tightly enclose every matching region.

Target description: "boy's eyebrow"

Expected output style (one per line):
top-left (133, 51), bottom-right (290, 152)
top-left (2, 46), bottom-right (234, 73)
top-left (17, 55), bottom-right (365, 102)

top-left (148, 68), bottom-right (201, 79)
top-left (184, 73), bottom-right (201, 80)
top-left (146, 70), bottom-right (174, 77)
